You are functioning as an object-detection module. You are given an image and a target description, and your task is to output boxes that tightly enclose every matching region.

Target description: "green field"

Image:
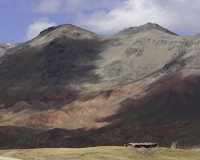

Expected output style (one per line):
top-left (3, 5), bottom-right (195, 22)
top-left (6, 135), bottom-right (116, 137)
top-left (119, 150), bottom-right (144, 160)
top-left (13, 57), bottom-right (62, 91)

top-left (0, 146), bottom-right (200, 160)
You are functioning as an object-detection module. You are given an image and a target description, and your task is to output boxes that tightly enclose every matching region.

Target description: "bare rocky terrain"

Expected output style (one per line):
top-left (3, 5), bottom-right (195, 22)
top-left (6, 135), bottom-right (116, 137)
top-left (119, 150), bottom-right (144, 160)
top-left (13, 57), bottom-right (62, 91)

top-left (1, 23), bottom-right (200, 149)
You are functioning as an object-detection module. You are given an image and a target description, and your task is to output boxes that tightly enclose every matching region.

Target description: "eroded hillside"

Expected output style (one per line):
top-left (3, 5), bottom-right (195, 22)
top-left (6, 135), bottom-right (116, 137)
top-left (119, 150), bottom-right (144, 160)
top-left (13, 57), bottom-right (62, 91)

top-left (1, 23), bottom-right (200, 148)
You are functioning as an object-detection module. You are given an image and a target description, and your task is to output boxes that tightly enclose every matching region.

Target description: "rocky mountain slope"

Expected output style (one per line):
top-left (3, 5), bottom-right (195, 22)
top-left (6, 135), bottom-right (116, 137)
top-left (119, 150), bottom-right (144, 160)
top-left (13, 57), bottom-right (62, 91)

top-left (1, 23), bottom-right (200, 148)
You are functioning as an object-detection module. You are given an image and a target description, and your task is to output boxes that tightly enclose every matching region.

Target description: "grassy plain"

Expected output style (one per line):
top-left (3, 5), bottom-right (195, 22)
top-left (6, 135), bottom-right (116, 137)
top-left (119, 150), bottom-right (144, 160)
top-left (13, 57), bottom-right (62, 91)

top-left (0, 146), bottom-right (200, 160)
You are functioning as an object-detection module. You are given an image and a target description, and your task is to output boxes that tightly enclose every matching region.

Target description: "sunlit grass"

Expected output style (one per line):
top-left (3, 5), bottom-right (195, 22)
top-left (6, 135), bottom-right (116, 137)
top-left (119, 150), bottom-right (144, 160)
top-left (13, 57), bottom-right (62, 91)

top-left (0, 146), bottom-right (200, 160)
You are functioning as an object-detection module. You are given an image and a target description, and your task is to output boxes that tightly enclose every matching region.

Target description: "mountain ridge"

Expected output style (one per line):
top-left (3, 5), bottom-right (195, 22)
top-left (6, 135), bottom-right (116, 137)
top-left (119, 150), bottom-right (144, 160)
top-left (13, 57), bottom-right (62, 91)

top-left (1, 23), bottom-right (200, 148)
top-left (116, 22), bottom-right (178, 36)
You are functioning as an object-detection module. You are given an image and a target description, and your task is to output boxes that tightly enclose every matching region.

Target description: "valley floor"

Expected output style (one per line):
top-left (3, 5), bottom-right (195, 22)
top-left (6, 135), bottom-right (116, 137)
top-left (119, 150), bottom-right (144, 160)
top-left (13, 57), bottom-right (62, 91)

top-left (0, 146), bottom-right (200, 160)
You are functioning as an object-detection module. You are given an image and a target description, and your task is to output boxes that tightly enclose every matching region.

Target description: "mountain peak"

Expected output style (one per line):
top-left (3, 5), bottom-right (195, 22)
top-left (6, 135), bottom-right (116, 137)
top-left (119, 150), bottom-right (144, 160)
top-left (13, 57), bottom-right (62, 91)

top-left (39, 26), bottom-right (57, 37)
top-left (117, 22), bottom-right (177, 36)
top-left (37, 24), bottom-right (98, 41)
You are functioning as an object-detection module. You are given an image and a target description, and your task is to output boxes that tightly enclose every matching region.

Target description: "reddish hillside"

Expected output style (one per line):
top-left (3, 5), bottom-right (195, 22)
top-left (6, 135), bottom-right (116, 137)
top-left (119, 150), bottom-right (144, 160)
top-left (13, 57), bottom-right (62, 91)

top-left (1, 23), bottom-right (200, 148)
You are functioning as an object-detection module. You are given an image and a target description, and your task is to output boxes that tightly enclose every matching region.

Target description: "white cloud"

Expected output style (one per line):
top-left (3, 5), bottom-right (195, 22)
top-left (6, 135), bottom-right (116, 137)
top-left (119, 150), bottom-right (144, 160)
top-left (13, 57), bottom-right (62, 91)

top-left (72, 0), bottom-right (200, 34)
top-left (33, 0), bottom-right (61, 13)
top-left (65, 0), bottom-right (123, 13)
top-left (24, 18), bottom-right (56, 40)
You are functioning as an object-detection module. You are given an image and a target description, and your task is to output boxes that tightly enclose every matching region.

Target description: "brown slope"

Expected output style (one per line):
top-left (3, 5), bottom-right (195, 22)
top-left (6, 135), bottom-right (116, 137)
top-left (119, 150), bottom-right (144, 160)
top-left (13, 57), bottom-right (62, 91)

top-left (1, 23), bottom-right (200, 148)
top-left (1, 71), bottom-right (200, 148)
top-left (37, 128), bottom-right (72, 142)
top-left (92, 71), bottom-right (200, 146)
top-left (17, 110), bottom-right (72, 128)
top-left (0, 126), bottom-right (27, 147)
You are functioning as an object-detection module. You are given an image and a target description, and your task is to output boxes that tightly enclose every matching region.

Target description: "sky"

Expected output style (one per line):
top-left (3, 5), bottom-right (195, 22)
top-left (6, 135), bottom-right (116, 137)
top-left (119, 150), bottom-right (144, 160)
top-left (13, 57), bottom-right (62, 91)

top-left (0, 0), bottom-right (200, 44)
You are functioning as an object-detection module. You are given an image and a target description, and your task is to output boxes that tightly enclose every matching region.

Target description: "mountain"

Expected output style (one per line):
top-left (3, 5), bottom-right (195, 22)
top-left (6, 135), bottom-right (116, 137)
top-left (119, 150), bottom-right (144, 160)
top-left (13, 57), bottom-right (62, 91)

top-left (1, 23), bottom-right (200, 148)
